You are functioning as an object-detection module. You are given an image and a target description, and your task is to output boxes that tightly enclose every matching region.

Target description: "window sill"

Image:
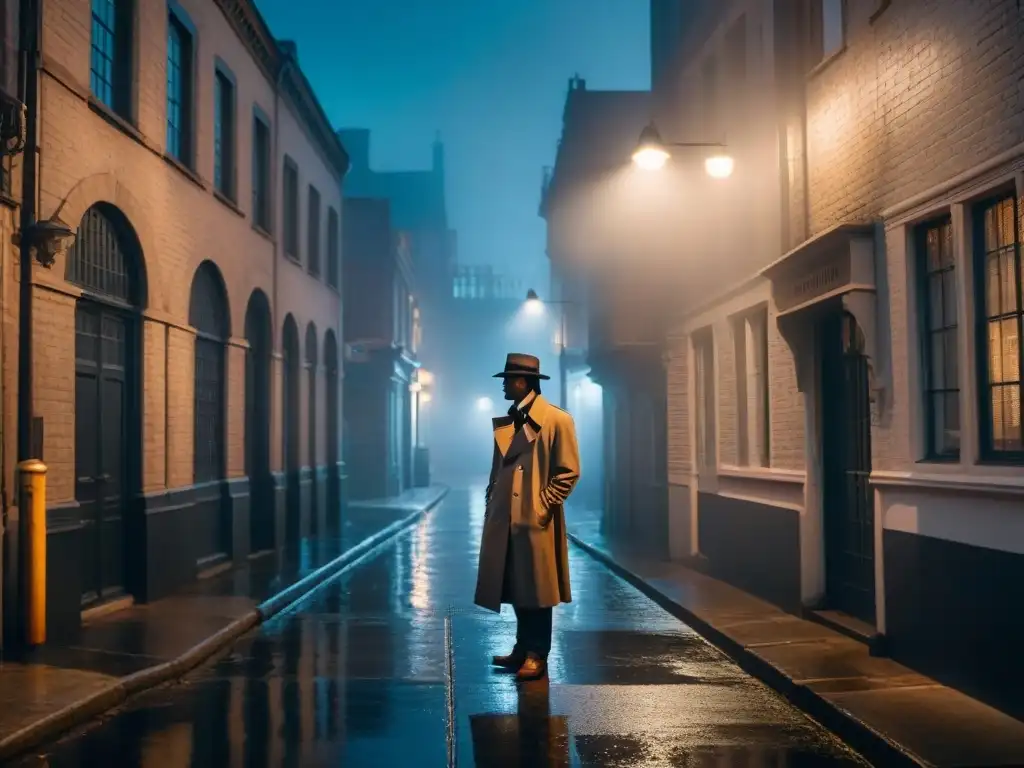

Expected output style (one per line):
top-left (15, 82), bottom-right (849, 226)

top-left (162, 152), bottom-right (206, 191)
top-left (213, 189), bottom-right (244, 218)
top-left (871, 469), bottom-right (1024, 498)
top-left (717, 465), bottom-right (805, 484)
top-left (0, 191), bottom-right (18, 209)
top-left (252, 223), bottom-right (274, 243)
top-left (308, 268), bottom-right (321, 281)
top-left (326, 281), bottom-right (340, 295)
top-left (88, 97), bottom-right (146, 148)
top-left (284, 253), bottom-right (302, 268)
top-left (806, 45), bottom-right (847, 81)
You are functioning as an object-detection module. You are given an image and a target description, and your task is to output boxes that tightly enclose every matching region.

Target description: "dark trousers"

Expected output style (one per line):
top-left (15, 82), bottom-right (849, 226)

top-left (513, 606), bottom-right (553, 659)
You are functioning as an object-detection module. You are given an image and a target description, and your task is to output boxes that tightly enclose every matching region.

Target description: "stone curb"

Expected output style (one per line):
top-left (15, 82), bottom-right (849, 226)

top-left (0, 486), bottom-right (449, 762)
top-left (567, 532), bottom-right (927, 768)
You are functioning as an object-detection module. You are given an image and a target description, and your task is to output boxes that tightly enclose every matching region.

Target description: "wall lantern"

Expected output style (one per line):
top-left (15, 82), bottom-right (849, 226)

top-left (20, 217), bottom-right (76, 268)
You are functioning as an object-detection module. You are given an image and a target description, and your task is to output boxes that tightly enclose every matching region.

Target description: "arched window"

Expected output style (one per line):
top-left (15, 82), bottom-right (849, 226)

top-left (190, 261), bottom-right (229, 483)
top-left (66, 202), bottom-right (145, 306)
top-left (305, 323), bottom-right (318, 471)
top-left (324, 330), bottom-right (339, 469)
top-left (282, 315), bottom-right (300, 472)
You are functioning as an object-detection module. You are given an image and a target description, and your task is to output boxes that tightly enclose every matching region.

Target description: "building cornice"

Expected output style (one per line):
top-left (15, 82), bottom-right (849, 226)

top-left (214, 0), bottom-right (350, 180)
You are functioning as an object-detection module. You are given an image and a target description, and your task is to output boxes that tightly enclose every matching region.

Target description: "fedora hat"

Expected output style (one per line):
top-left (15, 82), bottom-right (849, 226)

top-left (493, 353), bottom-right (550, 380)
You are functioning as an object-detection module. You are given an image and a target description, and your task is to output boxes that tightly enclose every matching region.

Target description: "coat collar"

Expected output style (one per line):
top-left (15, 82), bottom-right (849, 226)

top-left (492, 393), bottom-right (552, 459)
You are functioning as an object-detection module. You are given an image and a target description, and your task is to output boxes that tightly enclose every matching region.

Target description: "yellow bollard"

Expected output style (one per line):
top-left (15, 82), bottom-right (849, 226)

top-left (19, 459), bottom-right (47, 646)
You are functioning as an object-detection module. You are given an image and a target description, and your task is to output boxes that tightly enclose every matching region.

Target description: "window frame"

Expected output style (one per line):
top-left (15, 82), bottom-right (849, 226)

top-left (307, 184), bottom-right (321, 277)
top-left (731, 305), bottom-right (770, 468)
top-left (252, 106), bottom-right (272, 232)
top-left (915, 214), bottom-right (961, 461)
top-left (282, 155), bottom-right (300, 261)
top-left (91, 0), bottom-right (135, 120)
top-left (164, 4), bottom-right (195, 167)
top-left (806, 0), bottom-right (846, 71)
top-left (213, 59), bottom-right (237, 201)
top-left (693, 327), bottom-right (717, 477)
top-left (972, 191), bottom-right (1024, 463)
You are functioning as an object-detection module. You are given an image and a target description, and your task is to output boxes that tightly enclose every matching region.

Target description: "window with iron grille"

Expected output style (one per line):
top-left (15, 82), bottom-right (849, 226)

top-left (190, 263), bottom-right (228, 484)
top-left (213, 67), bottom-right (236, 200)
top-left (974, 194), bottom-right (1024, 458)
top-left (165, 11), bottom-right (193, 165)
top-left (65, 204), bottom-right (138, 304)
top-left (326, 206), bottom-right (339, 288)
top-left (91, 0), bottom-right (132, 118)
top-left (252, 112), bottom-right (271, 230)
top-left (283, 157), bottom-right (299, 259)
top-left (307, 185), bottom-right (321, 277)
top-left (916, 216), bottom-right (960, 459)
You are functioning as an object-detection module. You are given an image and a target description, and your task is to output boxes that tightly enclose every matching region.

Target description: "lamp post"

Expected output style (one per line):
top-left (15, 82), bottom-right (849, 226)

top-left (524, 289), bottom-right (574, 409)
top-left (632, 121), bottom-right (735, 178)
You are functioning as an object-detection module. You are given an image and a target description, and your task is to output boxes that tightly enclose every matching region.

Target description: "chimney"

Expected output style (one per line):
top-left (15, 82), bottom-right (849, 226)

top-left (278, 39), bottom-right (299, 64)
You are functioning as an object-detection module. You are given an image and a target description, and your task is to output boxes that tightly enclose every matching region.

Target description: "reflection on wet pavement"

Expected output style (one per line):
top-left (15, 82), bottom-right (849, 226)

top-left (13, 488), bottom-right (869, 766)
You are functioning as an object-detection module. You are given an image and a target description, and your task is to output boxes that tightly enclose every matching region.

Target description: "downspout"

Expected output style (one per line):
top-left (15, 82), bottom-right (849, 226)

top-left (4, 0), bottom-right (41, 649)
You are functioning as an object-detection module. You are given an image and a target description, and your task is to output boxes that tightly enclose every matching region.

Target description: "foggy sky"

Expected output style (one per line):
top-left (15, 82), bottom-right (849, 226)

top-left (254, 0), bottom-right (650, 291)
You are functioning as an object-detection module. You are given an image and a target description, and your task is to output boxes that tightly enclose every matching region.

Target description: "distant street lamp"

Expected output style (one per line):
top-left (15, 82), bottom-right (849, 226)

top-left (522, 289), bottom-right (575, 409)
top-left (632, 122), bottom-right (734, 178)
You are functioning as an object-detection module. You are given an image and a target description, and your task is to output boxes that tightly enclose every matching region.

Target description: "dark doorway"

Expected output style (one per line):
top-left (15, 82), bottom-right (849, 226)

top-left (305, 323), bottom-right (318, 534)
top-left (282, 315), bottom-right (301, 545)
top-left (189, 261), bottom-right (230, 567)
top-left (324, 331), bottom-right (340, 524)
top-left (820, 310), bottom-right (876, 625)
top-left (245, 290), bottom-right (273, 552)
top-left (67, 203), bottom-right (145, 610)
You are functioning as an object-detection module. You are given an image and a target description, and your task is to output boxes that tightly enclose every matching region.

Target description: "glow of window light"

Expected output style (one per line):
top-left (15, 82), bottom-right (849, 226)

top-left (704, 154), bottom-right (735, 179)
top-left (632, 146), bottom-right (670, 171)
top-left (476, 396), bottom-right (493, 412)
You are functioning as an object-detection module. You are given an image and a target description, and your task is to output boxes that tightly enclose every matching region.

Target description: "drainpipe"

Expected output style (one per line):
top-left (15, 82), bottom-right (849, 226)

top-left (4, 0), bottom-right (41, 650)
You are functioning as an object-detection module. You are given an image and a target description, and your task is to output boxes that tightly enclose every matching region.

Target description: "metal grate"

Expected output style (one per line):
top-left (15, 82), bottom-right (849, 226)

top-left (66, 204), bottom-right (137, 304)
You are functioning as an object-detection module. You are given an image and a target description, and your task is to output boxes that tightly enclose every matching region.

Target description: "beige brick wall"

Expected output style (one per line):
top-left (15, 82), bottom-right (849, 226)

top-left (28, 0), bottom-right (343, 504)
top-left (804, 0), bottom-right (1024, 473)
top-left (805, 0), bottom-right (1024, 235)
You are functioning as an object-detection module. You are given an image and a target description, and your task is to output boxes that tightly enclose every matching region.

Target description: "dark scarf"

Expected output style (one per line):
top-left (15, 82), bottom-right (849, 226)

top-left (508, 393), bottom-right (539, 433)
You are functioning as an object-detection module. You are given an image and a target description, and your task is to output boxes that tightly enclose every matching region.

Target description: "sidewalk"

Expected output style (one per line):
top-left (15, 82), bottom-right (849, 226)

top-left (568, 508), bottom-right (1024, 768)
top-left (0, 484), bottom-right (448, 761)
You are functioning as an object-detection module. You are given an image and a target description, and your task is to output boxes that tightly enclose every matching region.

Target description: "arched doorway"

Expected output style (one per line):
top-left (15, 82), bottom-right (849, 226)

top-left (189, 261), bottom-right (230, 566)
top-left (324, 330), bottom-right (340, 526)
top-left (245, 290), bottom-right (273, 552)
top-left (66, 203), bottom-right (146, 609)
top-left (305, 323), bottom-right (318, 534)
top-left (282, 314), bottom-right (301, 544)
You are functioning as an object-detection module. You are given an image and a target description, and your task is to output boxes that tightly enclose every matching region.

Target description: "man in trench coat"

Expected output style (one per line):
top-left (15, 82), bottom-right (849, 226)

top-left (474, 353), bottom-right (581, 682)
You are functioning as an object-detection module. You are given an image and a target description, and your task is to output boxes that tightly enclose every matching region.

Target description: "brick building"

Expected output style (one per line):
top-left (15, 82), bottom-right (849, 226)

top-left (548, 0), bottom-right (1024, 720)
top-left (1, 0), bottom-right (347, 646)
top-left (342, 198), bottom-right (422, 500)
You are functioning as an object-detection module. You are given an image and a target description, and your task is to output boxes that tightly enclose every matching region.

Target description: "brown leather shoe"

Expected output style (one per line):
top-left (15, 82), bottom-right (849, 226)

top-left (515, 654), bottom-right (547, 682)
top-left (491, 650), bottom-right (524, 668)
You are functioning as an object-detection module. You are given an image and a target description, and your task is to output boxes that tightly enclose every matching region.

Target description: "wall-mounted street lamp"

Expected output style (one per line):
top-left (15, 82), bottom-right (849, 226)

top-left (632, 122), bottom-right (735, 179)
top-left (19, 217), bottom-right (76, 268)
top-left (523, 289), bottom-right (576, 408)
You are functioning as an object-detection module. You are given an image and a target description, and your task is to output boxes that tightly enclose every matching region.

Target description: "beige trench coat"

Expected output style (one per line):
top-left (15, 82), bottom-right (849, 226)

top-left (474, 394), bottom-right (581, 612)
